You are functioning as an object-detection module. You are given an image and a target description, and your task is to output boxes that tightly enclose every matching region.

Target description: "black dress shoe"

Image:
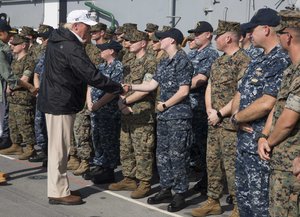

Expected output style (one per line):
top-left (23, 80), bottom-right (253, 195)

top-left (91, 168), bottom-right (115, 184)
top-left (147, 188), bottom-right (172, 204)
top-left (28, 152), bottom-right (47, 162)
top-left (167, 193), bottom-right (186, 212)
top-left (82, 166), bottom-right (104, 180)
top-left (0, 137), bottom-right (11, 150)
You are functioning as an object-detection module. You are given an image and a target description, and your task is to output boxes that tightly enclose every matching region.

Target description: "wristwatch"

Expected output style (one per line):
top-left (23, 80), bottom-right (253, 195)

top-left (256, 132), bottom-right (269, 142)
top-left (162, 103), bottom-right (168, 110)
top-left (217, 110), bottom-right (224, 122)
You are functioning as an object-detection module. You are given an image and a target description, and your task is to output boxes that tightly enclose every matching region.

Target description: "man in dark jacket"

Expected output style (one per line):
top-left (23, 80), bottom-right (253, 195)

top-left (38, 10), bottom-right (126, 205)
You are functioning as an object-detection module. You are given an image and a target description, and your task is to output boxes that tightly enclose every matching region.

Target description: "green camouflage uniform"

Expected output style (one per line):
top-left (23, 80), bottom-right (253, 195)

top-left (8, 50), bottom-right (35, 145)
top-left (267, 11), bottom-right (300, 217)
top-left (73, 106), bottom-right (92, 160)
top-left (85, 43), bottom-right (103, 66)
top-left (120, 30), bottom-right (157, 182)
top-left (269, 64), bottom-right (300, 217)
top-left (208, 21), bottom-right (250, 204)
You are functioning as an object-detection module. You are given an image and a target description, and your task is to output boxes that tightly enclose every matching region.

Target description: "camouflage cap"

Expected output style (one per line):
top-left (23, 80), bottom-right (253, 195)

top-left (10, 34), bottom-right (30, 45)
top-left (145, 23), bottom-right (159, 32)
top-left (90, 22), bottom-right (107, 32)
top-left (124, 29), bottom-right (148, 42)
top-left (37, 24), bottom-right (54, 39)
top-left (122, 23), bottom-right (137, 33)
top-left (19, 26), bottom-right (38, 37)
top-left (115, 26), bottom-right (124, 35)
top-left (214, 20), bottom-right (240, 36)
top-left (276, 10), bottom-right (300, 32)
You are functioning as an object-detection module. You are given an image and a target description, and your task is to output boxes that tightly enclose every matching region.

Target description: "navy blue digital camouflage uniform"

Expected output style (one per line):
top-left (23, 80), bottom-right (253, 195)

top-left (187, 44), bottom-right (219, 170)
top-left (153, 49), bottom-right (194, 193)
top-left (236, 45), bottom-right (290, 217)
top-left (90, 59), bottom-right (123, 169)
top-left (244, 44), bottom-right (263, 60)
top-left (34, 51), bottom-right (47, 153)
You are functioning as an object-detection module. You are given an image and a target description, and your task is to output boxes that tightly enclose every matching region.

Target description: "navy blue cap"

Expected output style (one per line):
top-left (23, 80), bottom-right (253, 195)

top-left (155, 28), bottom-right (184, 45)
top-left (188, 21), bottom-right (213, 33)
top-left (0, 19), bottom-right (11, 32)
top-left (243, 8), bottom-right (280, 30)
top-left (96, 40), bottom-right (123, 52)
top-left (240, 23), bottom-right (251, 37)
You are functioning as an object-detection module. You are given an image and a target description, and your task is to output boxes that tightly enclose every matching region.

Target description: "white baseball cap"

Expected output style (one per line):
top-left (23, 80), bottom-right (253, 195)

top-left (67, 10), bottom-right (97, 26)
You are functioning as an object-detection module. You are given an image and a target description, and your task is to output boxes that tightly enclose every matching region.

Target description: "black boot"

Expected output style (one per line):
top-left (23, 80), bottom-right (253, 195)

top-left (167, 193), bottom-right (186, 212)
top-left (91, 168), bottom-right (115, 184)
top-left (28, 151), bottom-right (47, 162)
top-left (226, 195), bottom-right (233, 204)
top-left (82, 166), bottom-right (103, 180)
top-left (147, 188), bottom-right (172, 204)
top-left (193, 171), bottom-right (207, 194)
top-left (0, 137), bottom-right (11, 150)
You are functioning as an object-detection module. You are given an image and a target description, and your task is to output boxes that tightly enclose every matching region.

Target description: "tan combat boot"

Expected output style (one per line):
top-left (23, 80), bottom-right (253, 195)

top-left (108, 177), bottom-right (137, 191)
top-left (130, 181), bottom-right (151, 199)
top-left (67, 156), bottom-right (80, 170)
top-left (73, 160), bottom-right (89, 176)
top-left (230, 205), bottom-right (240, 217)
top-left (0, 172), bottom-right (7, 184)
top-left (18, 145), bottom-right (36, 160)
top-left (191, 197), bottom-right (222, 217)
top-left (0, 143), bottom-right (23, 155)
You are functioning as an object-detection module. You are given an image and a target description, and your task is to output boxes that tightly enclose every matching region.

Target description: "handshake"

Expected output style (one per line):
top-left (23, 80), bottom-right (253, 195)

top-left (121, 84), bottom-right (132, 95)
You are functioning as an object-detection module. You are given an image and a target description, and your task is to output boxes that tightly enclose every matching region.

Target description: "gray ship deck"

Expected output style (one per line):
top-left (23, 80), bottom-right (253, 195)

top-left (0, 154), bottom-right (232, 217)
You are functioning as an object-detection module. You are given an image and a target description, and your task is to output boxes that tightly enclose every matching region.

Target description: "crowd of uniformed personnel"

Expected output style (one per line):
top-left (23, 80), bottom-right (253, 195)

top-left (0, 6), bottom-right (300, 217)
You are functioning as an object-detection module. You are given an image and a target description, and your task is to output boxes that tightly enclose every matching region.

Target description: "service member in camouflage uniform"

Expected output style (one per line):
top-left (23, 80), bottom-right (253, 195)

top-left (131, 28), bottom-right (194, 212)
top-left (109, 29), bottom-right (157, 200)
top-left (19, 26), bottom-right (41, 63)
top-left (3, 35), bottom-right (36, 160)
top-left (192, 20), bottom-right (250, 217)
top-left (231, 8), bottom-right (290, 217)
top-left (29, 24), bottom-right (54, 164)
top-left (187, 21), bottom-right (219, 193)
top-left (257, 10), bottom-right (300, 217)
top-left (0, 20), bottom-right (37, 183)
top-left (84, 40), bottom-right (123, 183)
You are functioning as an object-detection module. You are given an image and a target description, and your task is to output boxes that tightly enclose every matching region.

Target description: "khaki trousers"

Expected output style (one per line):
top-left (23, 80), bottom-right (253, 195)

top-left (45, 113), bottom-right (75, 198)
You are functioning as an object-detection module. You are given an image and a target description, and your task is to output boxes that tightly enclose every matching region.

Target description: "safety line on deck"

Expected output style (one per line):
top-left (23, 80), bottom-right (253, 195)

top-left (0, 154), bottom-right (15, 160)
